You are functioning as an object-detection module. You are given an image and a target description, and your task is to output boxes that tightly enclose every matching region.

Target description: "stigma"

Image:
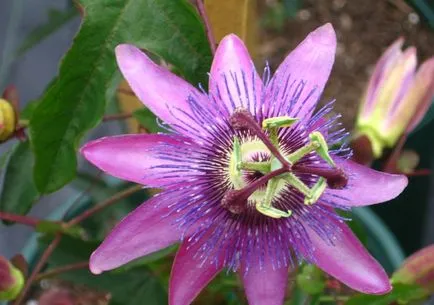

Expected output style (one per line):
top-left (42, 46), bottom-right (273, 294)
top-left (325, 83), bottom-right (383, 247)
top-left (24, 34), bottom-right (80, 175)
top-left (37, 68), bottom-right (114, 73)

top-left (225, 109), bottom-right (348, 219)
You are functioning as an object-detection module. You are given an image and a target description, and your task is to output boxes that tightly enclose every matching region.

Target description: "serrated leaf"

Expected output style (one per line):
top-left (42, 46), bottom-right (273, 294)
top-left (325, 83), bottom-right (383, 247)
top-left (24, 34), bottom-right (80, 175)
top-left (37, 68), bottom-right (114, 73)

top-left (30, 0), bottom-right (212, 194)
top-left (346, 283), bottom-right (427, 305)
top-left (0, 141), bottom-right (39, 222)
top-left (17, 8), bottom-right (79, 55)
top-left (40, 236), bottom-right (167, 305)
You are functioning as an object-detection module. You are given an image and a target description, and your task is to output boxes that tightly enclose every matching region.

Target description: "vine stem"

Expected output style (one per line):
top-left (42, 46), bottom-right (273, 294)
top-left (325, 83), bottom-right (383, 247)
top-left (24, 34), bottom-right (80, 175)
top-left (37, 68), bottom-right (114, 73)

top-left (66, 184), bottom-right (143, 226)
top-left (0, 211), bottom-right (41, 227)
top-left (383, 133), bottom-right (407, 173)
top-left (13, 234), bottom-right (62, 305)
top-left (103, 112), bottom-right (132, 122)
top-left (194, 0), bottom-right (216, 55)
top-left (34, 261), bottom-right (89, 282)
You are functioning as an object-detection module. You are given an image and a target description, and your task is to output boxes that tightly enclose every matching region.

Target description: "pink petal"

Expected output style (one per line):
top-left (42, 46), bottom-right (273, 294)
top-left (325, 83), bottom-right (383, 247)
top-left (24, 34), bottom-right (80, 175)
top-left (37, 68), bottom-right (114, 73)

top-left (89, 192), bottom-right (181, 274)
top-left (115, 44), bottom-right (207, 134)
top-left (209, 34), bottom-right (263, 117)
top-left (304, 218), bottom-right (391, 294)
top-left (264, 23), bottom-right (336, 121)
top-left (361, 38), bottom-right (404, 118)
top-left (169, 239), bottom-right (224, 305)
top-left (322, 157), bottom-right (408, 207)
top-left (404, 57), bottom-right (434, 132)
top-left (240, 254), bottom-right (289, 305)
top-left (81, 134), bottom-right (197, 188)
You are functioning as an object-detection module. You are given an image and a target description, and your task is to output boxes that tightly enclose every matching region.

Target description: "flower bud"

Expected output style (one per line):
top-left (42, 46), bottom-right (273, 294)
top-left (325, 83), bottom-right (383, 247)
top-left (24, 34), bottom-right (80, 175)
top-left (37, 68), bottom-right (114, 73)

top-left (0, 98), bottom-right (16, 142)
top-left (392, 244), bottom-right (434, 293)
top-left (354, 38), bottom-right (434, 159)
top-left (0, 256), bottom-right (24, 300)
top-left (397, 150), bottom-right (420, 174)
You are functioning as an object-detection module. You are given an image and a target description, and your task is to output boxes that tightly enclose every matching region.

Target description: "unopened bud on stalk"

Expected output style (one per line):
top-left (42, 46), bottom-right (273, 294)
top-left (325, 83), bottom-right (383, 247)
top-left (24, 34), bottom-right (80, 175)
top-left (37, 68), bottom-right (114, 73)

top-left (353, 38), bottom-right (434, 162)
top-left (0, 256), bottom-right (24, 300)
top-left (0, 99), bottom-right (16, 142)
top-left (392, 244), bottom-right (434, 294)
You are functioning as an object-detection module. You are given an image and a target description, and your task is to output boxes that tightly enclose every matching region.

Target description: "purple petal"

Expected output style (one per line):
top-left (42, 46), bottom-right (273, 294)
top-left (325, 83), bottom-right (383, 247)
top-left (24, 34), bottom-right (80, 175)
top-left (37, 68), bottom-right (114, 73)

top-left (240, 254), bottom-right (289, 305)
top-left (209, 34), bottom-right (263, 116)
top-left (264, 23), bottom-right (336, 121)
top-left (304, 217), bottom-right (391, 294)
top-left (81, 134), bottom-right (196, 188)
top-left (169, 239), bottom-right (224, 305)
top-left (322, 157), bottom-right (408, 207)
top-left (89, 192), bottom-right (181, 274)
top-left (361, 38), bottom-right (404, 118)
top-left (115, 44), bottom-right (207, 134)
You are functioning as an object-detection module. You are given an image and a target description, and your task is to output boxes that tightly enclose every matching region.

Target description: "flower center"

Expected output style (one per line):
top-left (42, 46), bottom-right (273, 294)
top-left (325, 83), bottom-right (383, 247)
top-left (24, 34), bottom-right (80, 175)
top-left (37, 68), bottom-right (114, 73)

top-left (224, 109), bottom-right (348, 219)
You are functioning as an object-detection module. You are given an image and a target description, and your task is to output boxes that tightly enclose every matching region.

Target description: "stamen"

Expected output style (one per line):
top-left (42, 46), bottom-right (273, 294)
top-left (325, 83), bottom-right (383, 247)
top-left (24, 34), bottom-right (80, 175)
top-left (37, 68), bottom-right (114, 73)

top-left (230, 109), bottom-right (291, 168)
top-left (293, 164), bottom-right (348, 189)
top-left (239, 161), bottom-right (270, 173)
top-left (221, 167), bottom-right (288, 215)
top-left (256, 178), bottom-right (292, 218)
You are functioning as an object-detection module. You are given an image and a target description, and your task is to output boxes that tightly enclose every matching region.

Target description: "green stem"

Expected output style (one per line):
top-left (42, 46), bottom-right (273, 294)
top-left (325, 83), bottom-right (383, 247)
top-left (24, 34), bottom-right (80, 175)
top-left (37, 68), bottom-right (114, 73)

top-left (240, 161), bottom-right (270, 173)
top-left (318, 295), bottom-right (349, 302)
top-left (287, 141), bottom-right (320, 164)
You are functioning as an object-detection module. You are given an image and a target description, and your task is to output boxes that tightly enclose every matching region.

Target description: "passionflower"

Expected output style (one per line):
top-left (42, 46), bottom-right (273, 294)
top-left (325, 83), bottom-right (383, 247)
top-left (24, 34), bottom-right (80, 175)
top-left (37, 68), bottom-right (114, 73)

top-left (354, 38), bottom-right (434, 159)
top-left (82, 24), bottom-right (408, 305)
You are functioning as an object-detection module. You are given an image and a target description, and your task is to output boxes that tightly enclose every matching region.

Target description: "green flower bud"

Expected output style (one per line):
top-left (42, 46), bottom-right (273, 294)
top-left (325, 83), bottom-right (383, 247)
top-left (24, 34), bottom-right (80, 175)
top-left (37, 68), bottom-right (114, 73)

top-left (392, 244), bottom-right (434, 294)
top-left (0, 98), bottom-right (16, 142)
top-left (0, 256), bottom-right (24, 300)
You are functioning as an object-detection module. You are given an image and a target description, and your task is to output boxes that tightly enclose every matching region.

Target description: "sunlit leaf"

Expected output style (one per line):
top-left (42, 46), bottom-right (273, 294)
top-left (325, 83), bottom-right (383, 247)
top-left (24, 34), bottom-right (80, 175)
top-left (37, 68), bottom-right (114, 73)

top-left (30, 0), bottom-right (212, 194)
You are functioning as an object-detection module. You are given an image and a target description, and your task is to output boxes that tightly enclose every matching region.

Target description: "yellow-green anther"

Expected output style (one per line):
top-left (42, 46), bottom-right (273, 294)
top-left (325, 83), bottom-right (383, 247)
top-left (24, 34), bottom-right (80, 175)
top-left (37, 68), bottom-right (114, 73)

top-left (240, 162), bottom-right (270, 173)
top-left (309, 131), bottom-right (335, 167)
top-left (285, 173), bottom-right (312, 197)
top-left (262, 116), bottom-right (298, 129)
top-left (304, 177), bottom-right (327, 205)
top-left (255, 178), bottom-right (292, 218)
top-left (287, 141), bottom-right (320, 164)
top-left (269, 127), bottom-right (279, 146)
top-left (256, 204), bottom-right (293, 218)
top-left (284, 174), bottom-right (326, 205)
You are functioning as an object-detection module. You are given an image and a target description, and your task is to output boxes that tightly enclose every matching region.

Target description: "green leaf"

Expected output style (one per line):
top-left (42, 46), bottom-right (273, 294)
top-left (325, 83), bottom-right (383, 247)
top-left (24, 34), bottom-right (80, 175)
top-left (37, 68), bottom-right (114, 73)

top-left (40, 236), bottom-right (167, 305)
top-left (405, 0), bottom-right (434, 28)
top-left (133, 108), bottom-right (163, 133)
top-left (346, 283), bottom-right (427, 305)
top-left (296, 265), bottom-right (325, 295)
top-left (36, 220), bottom-right (85, 238)
top-left (30, 0), bottom-right (212, 194)
top-left (17, 8), bottom-right (79, 55)
top-left (352, 207), bottom-right (405, 273)
top-left (0, 141), bottom-right (39, 222)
